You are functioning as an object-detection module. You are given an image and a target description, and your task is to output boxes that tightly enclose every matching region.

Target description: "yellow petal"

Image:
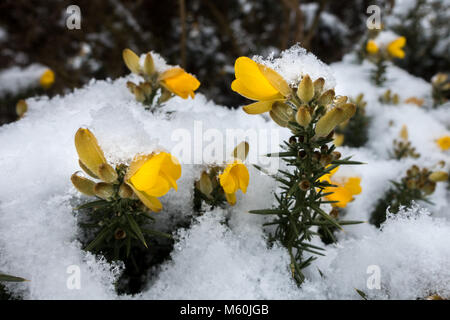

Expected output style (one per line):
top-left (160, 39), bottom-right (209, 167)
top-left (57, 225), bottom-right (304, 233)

top-left (127, 183), bottom-right (163, 212)
top-left (225, 192), bottom-right (236, 205)
top-left (327, 186), bottom-right (353, 208)
top-left (129, 153), bottom-right (165, 191)
top-left (232, 57), bottom-right (283, 100)
top-left (234, 163), bottom-right (249, 193)
top-left (40, 69), bottom-right (55, 89)
top-left (160, 68), bottom-right (200, 99)
top-left (344, 177), bottom-right (362, 195)
top-left (125, 153), bottom-right (154, 181)
top-left (75, 128), bottom-right (107, 176)
top-left (158, 67), bottom-right (185, 81)
top-left (219, 165), bottom-right (237, 194)
top-left (143, 175), bottom-right (171, 197)
top-left (231, 80), bottom-right (272, 101)
top-left (257, 63), bottom-right (291, 96)
top-left (219, 161), bottom-right (249, 195)
top-left (243, 100), bottom-right (277, 114)
top-left (366, 40), bottom-right (378, 54)
top-left (387, 37), bottom-right (406, 59)
top-left (128, 152), bottom-right (181, 197)
top-left (437, 136), bottom-right (450, 151)
top-left (160, 153), bottom-right (182, 185)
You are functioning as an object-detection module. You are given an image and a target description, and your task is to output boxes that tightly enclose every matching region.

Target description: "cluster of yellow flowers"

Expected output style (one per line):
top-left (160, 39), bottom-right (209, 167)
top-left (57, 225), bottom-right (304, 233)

top-left (73, 52), bottom-right (363, 217)
top-left (123, 49), bottom-right (200, 105)
top-left (195, 142), bottom-right (250, 207)
top-left (71, 128), bottom-right (181, 212)
top-left (231, 56), bottom-right (362, 208)
top-left (366, 36), bottom-right (406, 59)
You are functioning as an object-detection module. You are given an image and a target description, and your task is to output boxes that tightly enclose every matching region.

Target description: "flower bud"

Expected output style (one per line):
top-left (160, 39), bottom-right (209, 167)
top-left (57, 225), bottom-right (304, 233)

top-left (114, 229), bottom-right (127, 240)
top-left (313, 78), bottom-right (325, 98)
top-left (428, 171), bottom-right (449, 182)
top-left (197, 172), bottom-right (213, 197)
top-left (319, 154), bottom-right (333, 167)
top-left (338, 103), bottom-right (357, 123)
top-left (317, 89), bottom-right (335, 106)
top-left (299, 180), bottom-right (311, 191)
top-left (94, 182), bottom-right (115, 200)
top-left (392, 94), bottom-right (400, 105)
top-left (143, 53), bottom-right (155, 76)
top-left (232, 141), bottom-right (249, 161)
top-left (75, 128), bottom-right (107, 177)
top-left (16, 100), bottom-right (28, 118)
top-left (133, 86), bottom-right (145, 102)
top-left (314, 107), bottom-right (344, 138)
top-left (331, 151), bottom-right (341, 160)
top-left (159, 88), bottom-right (172, 103)
top-left (79, 160), bottom-right (99, 179)
top-left (98, 163), bottom-right (118, 183)
top-left (422, 181), bottom-right (436, 195)
top-left (71, 173), bottom-right (96, 196)
top-left (432, 73), bottom-right (448, 86)
top-left (122, 48), bottom-right (141, 74)
top-left (141, 82), bottom-right (152, 97)
top-left (297, 75), bottom-right (314, 103)
top-left (126, 81), bottom-right (137, 93)
top-left (295, 106), bottom-right (312, 128)
top-left (334, 96), bottom-right (348, 106)
top-left (269, 101), bottom-right (293, 127)
top-left (118, 183), bottom-right (134, 199)
top-left (400, 125), bottom-right (408, 141)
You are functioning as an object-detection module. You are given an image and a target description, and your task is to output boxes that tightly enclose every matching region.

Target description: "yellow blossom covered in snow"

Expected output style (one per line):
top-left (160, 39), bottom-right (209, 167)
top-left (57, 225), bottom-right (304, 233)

top-left (231, 56), bottom-right (291, 114)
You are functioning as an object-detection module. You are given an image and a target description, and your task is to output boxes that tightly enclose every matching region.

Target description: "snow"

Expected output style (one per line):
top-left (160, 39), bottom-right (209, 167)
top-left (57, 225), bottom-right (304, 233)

top-left (0, 64), bottom-right (48, 96)
top-left (253, 44), bottom-right (336, 89)
top-left (0, 46), bottom-right (449, 299)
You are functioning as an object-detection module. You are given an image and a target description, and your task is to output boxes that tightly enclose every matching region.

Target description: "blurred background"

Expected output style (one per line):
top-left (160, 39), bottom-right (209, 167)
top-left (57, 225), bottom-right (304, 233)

top-left (0, 0), bottom-right (448, 125)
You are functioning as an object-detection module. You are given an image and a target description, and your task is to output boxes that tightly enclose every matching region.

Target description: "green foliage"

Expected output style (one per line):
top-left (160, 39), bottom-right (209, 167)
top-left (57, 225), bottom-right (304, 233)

top-left (370, 165), bottom-right (437, 227)
top-left (75, 166), bottom-right (173, 294)
top-left (371, 58), bottom-right (388, 86)
top-left (252, 113), bottom-right (363, 285)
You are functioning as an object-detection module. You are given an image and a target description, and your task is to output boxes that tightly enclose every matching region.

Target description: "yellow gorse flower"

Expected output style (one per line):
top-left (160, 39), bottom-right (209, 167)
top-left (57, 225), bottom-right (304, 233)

top-left (319, 167), bottom-right (362, 208)
top-left (231, 56), bottom-right (291, 114)
top-left (123, 48), bottom-right (200, 100)
top-left (126, 152), bottom-right (182, 212)
top-left (437, 135), bottom-right (450, 151)
top-left (40, 69), bottom-right (55, 89)
top-left (387, 36), bottom-right (406, 59)
top-left (159, 67), bottom-right (200, 99)
top-left (366, 40), bottom-right (379, 54)
top-left (219, 160), bottom-right (249, 205)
